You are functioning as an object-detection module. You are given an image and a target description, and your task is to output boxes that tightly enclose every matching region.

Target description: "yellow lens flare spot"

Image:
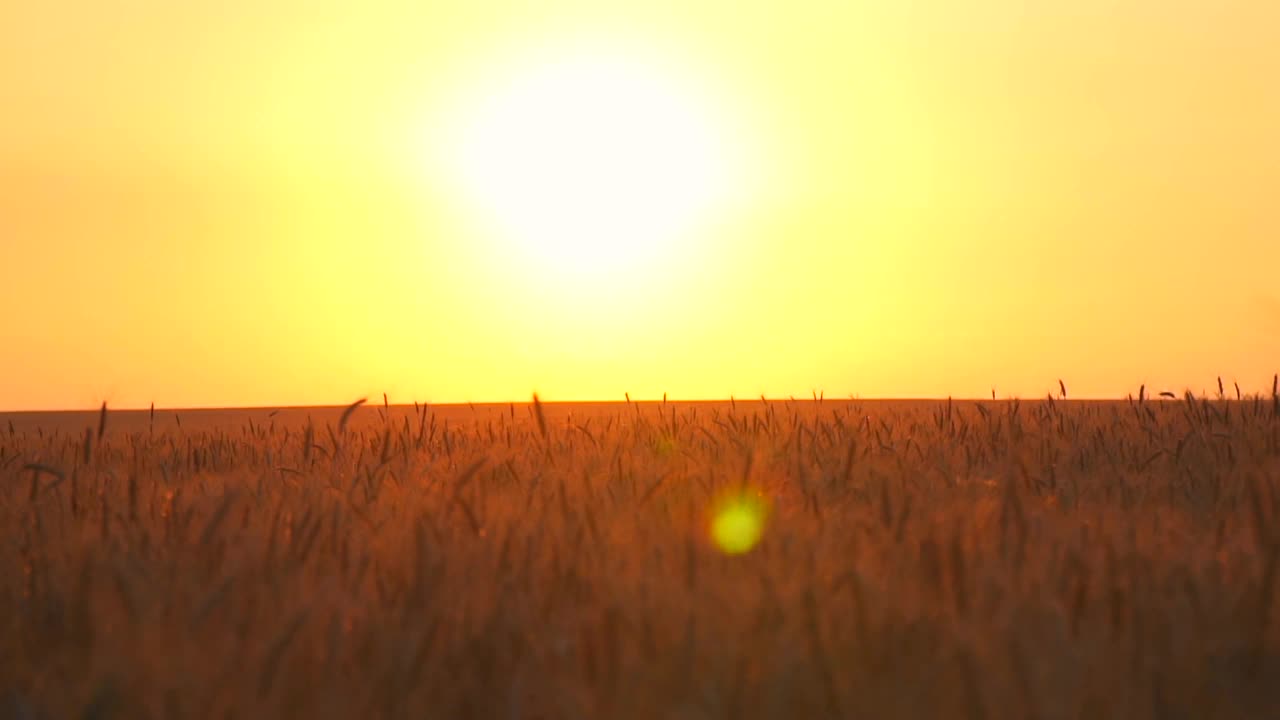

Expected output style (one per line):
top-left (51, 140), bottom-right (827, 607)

top-left (710, 492), bottom-right (768, 555)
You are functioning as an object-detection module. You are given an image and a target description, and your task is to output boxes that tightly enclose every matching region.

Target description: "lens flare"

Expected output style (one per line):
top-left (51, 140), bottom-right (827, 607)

top-left (710, 492), bottom-right (768, 555)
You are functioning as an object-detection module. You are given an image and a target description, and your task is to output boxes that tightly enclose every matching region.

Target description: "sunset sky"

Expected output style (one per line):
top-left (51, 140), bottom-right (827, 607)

top-left (3, 1), bottom-right (1278, 410)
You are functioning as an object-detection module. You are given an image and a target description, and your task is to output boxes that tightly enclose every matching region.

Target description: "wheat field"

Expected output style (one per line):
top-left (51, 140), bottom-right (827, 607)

top-left (4, 389), bottom-right (1280, 718)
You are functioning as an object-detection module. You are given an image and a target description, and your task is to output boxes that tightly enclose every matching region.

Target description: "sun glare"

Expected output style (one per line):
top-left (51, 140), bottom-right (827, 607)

top-left (710, 491), bottom-right (768, 555)
top-left (439, 44), bottom-right (740, 277)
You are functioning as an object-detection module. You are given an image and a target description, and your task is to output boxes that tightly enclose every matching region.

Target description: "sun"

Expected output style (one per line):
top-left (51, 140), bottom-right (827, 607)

top-left (439, 44), bottom-right (740, 277)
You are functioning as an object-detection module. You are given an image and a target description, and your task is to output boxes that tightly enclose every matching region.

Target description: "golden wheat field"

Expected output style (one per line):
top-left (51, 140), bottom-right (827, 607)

top-left (5, 391), bottom-right (1280, 719)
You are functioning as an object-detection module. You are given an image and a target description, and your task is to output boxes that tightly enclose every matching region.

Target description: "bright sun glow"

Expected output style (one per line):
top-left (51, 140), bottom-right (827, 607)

top-left (441, 45), bottom-right (739, 276)
top-left (710, 491), bottom-right (768, 555)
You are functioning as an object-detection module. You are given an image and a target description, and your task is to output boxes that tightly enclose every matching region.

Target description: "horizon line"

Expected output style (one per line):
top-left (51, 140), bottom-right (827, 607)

top-left (1, 391), bottom-right (1262, 415)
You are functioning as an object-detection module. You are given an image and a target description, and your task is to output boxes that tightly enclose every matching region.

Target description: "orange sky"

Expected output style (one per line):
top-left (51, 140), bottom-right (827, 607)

top-left (2, 1), bottom-right (1278, 410)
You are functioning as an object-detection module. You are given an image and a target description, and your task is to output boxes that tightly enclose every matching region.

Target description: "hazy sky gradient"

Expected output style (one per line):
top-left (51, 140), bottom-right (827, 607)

top-left (3, 1), bottom-right (1278, 410)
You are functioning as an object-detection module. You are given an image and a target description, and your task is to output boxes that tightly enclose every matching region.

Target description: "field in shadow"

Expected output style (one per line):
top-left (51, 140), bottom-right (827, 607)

top-left (4, 394), bottom-right (1280, 718)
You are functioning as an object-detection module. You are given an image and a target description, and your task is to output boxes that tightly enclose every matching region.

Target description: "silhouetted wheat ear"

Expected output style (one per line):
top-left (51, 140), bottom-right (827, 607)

top-left (81, 427), bottom-right (92, 465)
top-left (338, 398), bottom-right (367, 434)
top-left (532, 393), bottom-right (548, 439)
